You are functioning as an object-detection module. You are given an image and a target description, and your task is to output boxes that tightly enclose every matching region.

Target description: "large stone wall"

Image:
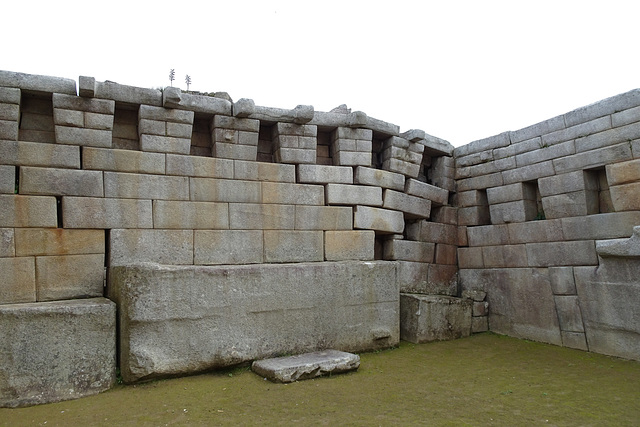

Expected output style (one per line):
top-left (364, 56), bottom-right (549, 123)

top-left (1, 69), bottom-right (639, 407)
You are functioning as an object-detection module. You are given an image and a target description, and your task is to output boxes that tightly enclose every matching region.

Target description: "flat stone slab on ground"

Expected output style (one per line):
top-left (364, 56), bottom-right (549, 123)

top-left (252, 350), bottom-right (360, 383)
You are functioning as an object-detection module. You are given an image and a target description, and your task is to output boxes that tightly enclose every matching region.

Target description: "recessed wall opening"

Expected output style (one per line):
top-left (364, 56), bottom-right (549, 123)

top-left (111, 104), bottom-right (139, 150)
top-left (371, 138), bottom-right (384, 169)
top-left (18, 91), bottom-right (54, 143)
top-left (190, 114), bottom-right (212, 157)
top-left (584, 167), bottom-right (613, 214)
top-left (258, 124), bottom-right (274, 163)
top-left (524, 180), bottom-right (545, 220)
top-left (374, 233), bottom-right (385, 260)
top-left (316, 130), bottom-right (332, 165)
top-left (418, 154), bottom-right (432, 183)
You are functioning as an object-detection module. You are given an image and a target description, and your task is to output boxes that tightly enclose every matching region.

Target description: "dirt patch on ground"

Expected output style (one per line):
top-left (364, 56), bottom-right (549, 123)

top-left (2, 333), bottom-right (639, 426)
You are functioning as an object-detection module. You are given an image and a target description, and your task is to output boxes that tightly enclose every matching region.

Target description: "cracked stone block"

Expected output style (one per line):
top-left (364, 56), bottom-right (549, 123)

top-left (251, 350), bottom-right (360, 383)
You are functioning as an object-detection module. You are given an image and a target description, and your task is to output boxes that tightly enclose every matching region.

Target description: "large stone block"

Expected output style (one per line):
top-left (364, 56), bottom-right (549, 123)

top-left (153, 200), bottom-right (229, 229)
top-left (108, 261), bottom-right (399, 382)
top-left (553, 142), bottom-right (632, 174)
top-left (104, 172), bottom-right (189, 201)
top-left (19, 167), bottom-right (104, 197)
top-left (325, 183), bottom-right (382, 206)
top-left (404, 179), bottom-right (448, 206)
top-left (541, 190), bottom-right (597, 219)
top-left (294, 205), bottom-right (352, 230)
top-left (0, 228), bottom-right (15, 257)
top-left (354, 166), bottom-right (404, 191)
top-left (457, 206), bottom-right (491, 226)
top-left (560, 212), bottom-right (640, 240)
top-left (190, 178), bottom-right (261, 203)
top-left (549, 267), bottom-right (577, 295)
top-left (263, 230), bottom-right (323, 263)
top-left (0, 298), bottom-right (115, 407)
top-left (83, 147), bottom-right (166, 175)
top-left (14, 228), bottom-right (104, 256)
top-left (194, 230), bottom-right (263, 265)
top-left (353, 205), bottom-right (404, 234)
top-left (507, 219), bottom-right (564, 244)
top-left (166, 154), bottom-right (234, 178)
top-left (400, 294), bottom-right (472, 343)
top-left (606, 157), bottom-right (640, 186)
top-left (0, 140), bottom-right (80, 168)
top-left (229, 203), bottom-right (295, 230)
top-left (252, 350), bottom-right (360, 383)
top-left (457, 247), bottom-right (484, 269)
top-left (405, 220), bottom-right (458, 244)
top-left (0, 165), bottom-right (14, 193)
top-left (109, 229), bottom-right (193, 266)
top-left (466, 224), bottom-right (510, 247)
top-left (609, 182), bottom-right (640, 211)
top-left (553, 295), bottom-right (584, 332)
top-left (395, 261), bottom-right (456, 295)
top-left (297, 164), bottom-right (353, 184)
top-left (234, 160), bottom-right (296, 183)
top-left (526, 240), bottom-right (598, 267)
top-left (489, 200), bottom-right (539, 224)
top-left (324, 230), bottom-right (375, 261)
top-left (383, 189), bottom-right (431, 219)
top-left (486, 182), bottom-right (537, 205)
top-left (262, 182), bottom-right (324, 205)
top-left (383, 239), bottom-right (435, 263)
top-left (35, 254), bottom-right (104, 301)
top-left (0, 257), bottom-right (36, 304)
top-left (62, 197), bottom-right (153, 229)
top-left (0, 195), bottom-right (57, 228)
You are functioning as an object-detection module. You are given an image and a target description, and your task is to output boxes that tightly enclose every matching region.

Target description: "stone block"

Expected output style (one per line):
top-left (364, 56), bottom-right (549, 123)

top-left (561, 331), bottom-right (588, 351)
top-left (549, 267), bottom-right (576, 295)
top-left (0, 228), bottom-right (15, 257)
top-left (561, 212), bottom-right (640, 240)
top-left (234, 160), bottom-right (296, 183)
top-left (14, 229), bottom-right (104, 256)
top-left (19, 167), bottom-right (104, 197)
top-left (541, 190), bottom-right (597, 219)
top-left (324, 230), bottom-right (375, 261)
top-left (507, 219), bottom-right (564, 244)
top-left (515, 140), bottom-right (576, 167)
top-left (471, 316), bottom-right (489, 333)
top-left (194, 230), bottom-right (263, 265)
top-left (553, 295), bottom-right (584, 332)
top-left (54, 127), bottom-right (112, 148)
top-left (274, 147), bottom-right (316, 164)
top-left (606, 158), bottom-right (640, 186)
top-left (262, 182), bottom-right (324, 205)
top-left (0, 257), bottom-right (36, 304)
top-left (538, 170), bottom-right (594, 197)
top-left (139, 105), bottom-right (194, 124)
top-left (109, 229), bottom-right (193, 266)
top-left (104, 172), bottom-right (189, 200)
top-left (457, 206), bottom-right (491, 226)
top-left (575, 121), bottom-right (640, 153)
top-left (153, 200), bottom-right (229, 229)
top-left (334, 151), bottom-right (371, 167)
top-left (564, 89), bottom-right (640, 127)
top-left (404, 179), bottom-right (448, 206)
top-left (325, 183), bottom-right (382, 206)
top-left (457, 247), bottom-right (484, 269)
top-left (542, 116), bottom-right (611, 147)
top-left (0, 119), bottom-right (18, 140)
top-left (0, 70), bottom-right (76, 95)
top-left (213, 115), bottom-right (260, 132)
top-left (454, 131), bottom-right (510, 158)
top-left (163, 88), bottom-right (232, 115)
top-left (140, 134), bottom-right (190, 155)
top-left (78, 75), bottom-right (96, 97)
top-left (382, 158), bottom-right (420, 178)
top-left (62, 197), bottom-right (153, 229)
top-left (431, 206), bottom-right (458, 225)
top-left (353, 206), bottom-right (404, 234)
top-left (405, 220), bottom-right (458, 244)
top-left (383, 240), bottom-right (435, 263)
top-left (354, 166), bottom-right (405, 190)
top-left (0, 195), bottom-right (57, 228)
top-left (166, 154), bottom-right (234, 178)
top-left (553, 142), bottom-right (632, 174)
top-left (481, 244), bottom-right (528, 268)
top-left (400, 294), bottom-right (472, 343)
top-left (294, 206), bottom-right (352, 230)
top-left (435, 243), bottom-right (458, 265)
top-left (0, 140), bottom-right (80, 169)
top-left (501, 161), bottom-right (556, 185)
top-left (612, 105), bottom-right (640, 127)
top-left (466, 224), bottom-right (509, 247)
top-left (109, 261), bottom-right (398, 382)
top-left (190, 178), bottom-right (262, 203)
top-left (297, 164), bottom-right (353, 184)
top-left (486, 182), bottom-right (537, 205)
top-left (526, 240), bottom-right (598, 267)
top-left (95, 81), bottom-right (162, 106)
top-left (472, 301), bottom-right (489, 317)
top-left (489, 200), bottom-right (539, 224)
top-left (454, 190), bottom-right (488, 207)
top-left (510, 115), bottom-right (566, 144)
top-left (0, 86), bottom-right (21, 104)
top-left (252, 350), bottom-right (360, 383)
top-left (0, 103), bottom-right (19, 121)
top-left (0, 298), bottom-right (115, 408)
top-left (229, 203), bottom-right (294, 230)
top-left (83, 147), bottom-right (166, 174)
top-left (0, 165), bottom-right (14, 193)
top-left (456, 172), bottom-right (504, 192)
top-left (263, 230), bottom-right (323, 263)
top-left (610, 182), bottom-right (640, 211)
top-left (35, 254), bottom-right (104, 301)
top-left (383, 189), bottom-right (431, 219)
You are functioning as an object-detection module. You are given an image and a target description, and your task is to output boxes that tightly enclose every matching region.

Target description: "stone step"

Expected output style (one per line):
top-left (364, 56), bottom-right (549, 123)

top-left (251, 350), bottom-right (360, 383)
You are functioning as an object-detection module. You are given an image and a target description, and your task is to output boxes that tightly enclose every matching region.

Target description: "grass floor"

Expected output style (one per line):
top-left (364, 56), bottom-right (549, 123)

top-left (2, 333), bottom-right (639, 426)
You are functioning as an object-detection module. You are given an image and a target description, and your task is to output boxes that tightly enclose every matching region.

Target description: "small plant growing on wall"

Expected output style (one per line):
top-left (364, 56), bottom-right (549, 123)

top-left (185, 74), bottom-right (192, 91)
top-left (169, 69), bottom-right (175, 87)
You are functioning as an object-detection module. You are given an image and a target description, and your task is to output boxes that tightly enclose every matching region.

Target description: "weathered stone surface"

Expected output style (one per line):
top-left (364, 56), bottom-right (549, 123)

top-left (163, 87), bottom-right (232, 115)
top-left (95, 81), bottom-right (162, 106)
top-left (457, 206), bottom-right (491, 226)
top-left (229, 203), bottom-right (294, 230)
top-left (609, 182), bottom-right (640, 211)
top-left (435, 243), bottom-right (458, 265)
top-left (153, 200), bottom-right (229, 229)
top-left (553, 142), bottom-right (632, 174)
top-left (606, 157), bottom-right (640, 186)
top-left (62, 197), bottom-right (153, 229)
top-left (0, 70), bottom-right (76, 95)
top-left (0, 257), bottom-right (36, 304)
top-left (0, 195), bottom-right (57, 228)
top-left (262, 182), bottom-right (324, 205)
top-left (234, 161), bottom-right (296, 183)
top-left (325, 183), bottom-right (382, 207)
top-left (0, 140), bottom-right (80, 168)
top-left (405, 220), bottom-right (458, 244)
top-left (466, 224), bottom-right (509, 247)
top-left (15, 228), bottom-right (104, 256)
top-left (564, 89), bottom-right (640, 127)
top-left (383, 239), bottom-right (435, 263)
top-left (249, 104), bottom-right (314, 124)
top-left (526, 240), bottom-right (598, 267)
top-left (0, 228), bottom-right (15, 257)
top-left (19, 167), bottom-right (104, 197)
top-left (252, 350), bottom-right (360, 383)
top-left (404, 179), bottom-right (448, 206)
top-left (297, 164), bottom-right (353, 184)
top-left (190, 178), bottom-right (261, 203)
top-left (35, 254), bottom-right (104, 301)
top-left (549, 267), bottom-right (576, 295)
top-left (554, 295), bottom-right (584, 332)
top-left (507, 219), bottom-right (564, 244)
top-left (383, 189), bottom-right (431, 219)
top-left (353, 205), bottom-right (404, 234)
top-left (263, 230), bottom-right (323, 263)
top-left (400, 294), bottom-right (472, 343)
top-left (84, 147), bottom-right (165, 175)
top-left (324, 230), bottom-right (375, 261)
top-left (561, 212), bottom-right (640, 240)
top-left (472, 316), bottom-right (489, 333)
top-left (395, 262), bottom-right (457, 296)
top-left (166, 154), bottom-right (234, 178)
top-left (458, 247), bottom-right (484, 269)
top-left (0, 298), bottom-right (115, 407)
top-left (541, 191), bottom-right (597, 219)
top-left (194, 230), bottom-right (263, 265)
top-left (481, 244), bottom-right (528, 268)
top-left (561, 331), bottom-right (588, 351)
top-left (489, 200), bottom-right (538, 224)
top-left (430, 206), bottom-right (458, 225)
top-left (595, 225), bottom-right (640, 258)
top-left (295, 206), bottom-right (352, 230)
top-left (104, 172), bottom-right (189, 200)
top-left (109, 261), bottom-right (399, 383)
top-left (0, 165), bottom-right (14, 193)
top-left (109, 229), bottom-right (193, 266)
top-left (354, 166), bottom-right (404, 190)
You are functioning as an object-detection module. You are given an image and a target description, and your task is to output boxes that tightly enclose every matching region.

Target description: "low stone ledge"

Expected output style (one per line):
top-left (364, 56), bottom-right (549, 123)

top-left (400, 293), bottom-right (472, 343)
top-left (252, 350), bottom-right (360, 383)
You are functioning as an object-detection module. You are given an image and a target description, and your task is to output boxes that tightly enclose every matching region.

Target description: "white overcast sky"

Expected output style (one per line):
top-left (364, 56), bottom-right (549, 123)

top-left (2, 1), bottom-right (639, 147)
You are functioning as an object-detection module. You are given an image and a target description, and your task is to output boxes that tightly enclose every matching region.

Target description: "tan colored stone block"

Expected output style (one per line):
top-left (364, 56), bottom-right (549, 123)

top-left (0, 119), bottom-right (19, 140)
top-left (507, 219), bottom-right (564, 244)
top-left (0, 140), bottom-right (80, 168)
top-left (104, 172), bottom-right (189, 200)
top-left (229, 203), bottom-right (294, 230)
top-left (263, 230), bottom-right (323, 263)
top-left (435, 243), bottom-right (457, 265)
top-left (262, 182), bottom-right (325, 205)
top-left (404, 179), bottom-right (449, 206)
top-left (298, 164), bottom-right (353, 184)
top-left (467, 224), bottom-right (510, 247)
top-left (383, 239), bottom-right (435, 262)
top-left (431, 206), bottom-right (458, 225)
top-left (15, 229), bottom-right (104, 256)
top-left (19, 167), bottom-right (104, 197)
top-left (36, 254), bottom-right (104, 301)
top-left (457, 206), bottom-right (491, 226)
top-left (234, 160), bottom-right (296, 183)
top-left (62, 197), bottom-right (153, 229)
top-left (109, 229), bottom-right (193, 266)
top-left (153, 200), bottom-right (229, 229)
top-left (190, 178), bottom-right (261, 203)
top-left (0, 228), bottom-right (15, 257)
top-left (353, 206), bottom-right (404, 234)
top-left (0, 257), bottom-right (36, 304)
top-left (324, 230), bottom-right (375, 261)
top-left (166, 154), bottom-right (234, 178)
top-left (294, 206), bottom-right (352, 230)
top-left (140, 134), bottom-right (190, 154)
top-left (383, 189), bottom-right (431, 219)
top-left (326, 184), bottom-right (382, 206)
top-left (0, 195), bottom-right (57, 228)
top-left (55, 127), bottom-right (112, 148)
top-left (606, 158), bottom-right (640, 186)
top-left (610, 182), bottom-right (640, 211)
top-left (194, 230), bottom-right (263, 265)
top-left (83, 147), bottom-right (165, 174)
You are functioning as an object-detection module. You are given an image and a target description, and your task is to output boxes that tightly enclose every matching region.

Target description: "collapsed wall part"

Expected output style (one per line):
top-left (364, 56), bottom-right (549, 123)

top-left (1, 69), bottom-right (639, 407)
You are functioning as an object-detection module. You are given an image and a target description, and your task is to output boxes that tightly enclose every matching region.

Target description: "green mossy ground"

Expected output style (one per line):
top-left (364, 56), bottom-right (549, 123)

top-left (2, 333), bottom-right (639, 426)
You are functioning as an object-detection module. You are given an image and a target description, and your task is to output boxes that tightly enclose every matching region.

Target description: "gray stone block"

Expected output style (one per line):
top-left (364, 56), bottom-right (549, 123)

top-left (249, 104), bottom-right (314, 124)
top-left (553, 142), bottom-right (632, 174)
top-left (400, 294), bottom-right (472, 343)
top-left (0, 298), bottom-right (115, 408)
top-left (110, 229), bottom-right (193, 266)
top-left (62, 197), bottom-right (153, 229)
top-left (510, 115), bottom-right (566, 144)
top-left (489, 200), bottom-right (538, 224)
top-left (431, 206), bottom-right (458, 225)
top-left (252, 350), bottom-right (360, 383)
top-left (595, 225), bottom-right (640, 258)
top-left (354, 166), bottom-right (404, 190)
top-left (233, 161), bottom-right (296, 183)
top-left (612, 105), bottom-right (640, 127)
top-left (0, 195), bottom-right (57, 228)
top-left (549, 267), bottom-right (576, 295)
top-left (456, 172), bottom-right (504, 192)
top-left (467, 224), bottom-right (509, 247)
top-left (383, 189), bottom-right (431, 219)
top-left (501, 161), bottom-right (556, 185)
top-left (453, 131), bottom-right (511, 158)
top-left (404, 179), bottom-right (448, 206)
top-left (0, 257), bottom-right (36, 304)
top-left (0, 140), bottom-right (80, 168)
top-left (472, 316), bottom-right (489, 333)
top-left (383, 239), bottom-right (435, 263)
top-left (554, 295), bottom-right (584, 332)
top-left (526, 240), bottom-right (598, 267)
top-left (163, 88), bottom-right (232, 115)
top-left (610, 182), bottom-right (640, 211)
top-left (324, 230), bottom-right (375, 261)
top-left (295, 206), bottom-right (352, 230)
top-left (190, 178), bottom-right (262, 203)
top-left (0, 120), bottom-right (18, 140)
top-left (395, 261), bottom-right (456, 295)
top-left (541, 190), bottom-right (596, 219)
top-left (561, 212), bottom-right (640, 240)
top-left (606, 157), bottom-right (640, 186)
top-left (95, 81), bottom-right (162, 106)
top-left (229, 203), bottom-right (294, 230)
top-left (262, 182), bottom-right (324, 205)
top-left (194, 230), bottom-right (263, 265)
top-left (35, 254), bottom-right (104, 301)
top-left (0, 228), bottom-right (15, 257)
top-left (507, 219), bottom-right (564, 244)
top-left (78, 76), bottom-right (96, 97)
top-left (454, 190), bottom-right (488, 207)
top-left (264, 230), bottom-right (323, 263)
top-left (109, 261), bottom-right (398, 382)
top-left (353, 205), bottom-right (404, 234)
top-left (560, 331), bottom-right (588, 351)
top-left (457, 206), bottom-right (491, 226)
top-left (0, 86), bottom-right (21, 104)
top-left (515, 140), bottom-right (576, 168)
top-left (481, 244), bottom-right (528, 268)
top-left (153, 200), bottom-right (229, 229)
top-left (458, 247), bottom-right (484, 269)
top-left (104, 172), bottom-right (189, 200)
top-left (405, 220), bottom-right (459, 244)
top-left (297, 164), bottom-right (353, 184)
top-left (19, 167), bottom-right (104, 197)
top-left (166, 154), bottom-right (234, 178)
top-left (83, 147), bottom-right (166, 174)
top-left (0, 70), bottom-right (76, 95)
top-left (140, 134), bottom-right (190, 155)
top-left (564, 88), bottom-right (640, 127)
top-left (0, 165), bottom-right (14, 194)
top-left (326, 183), bottom-right (382, 206)
top-left (541, 116), bottom-right (611, 147)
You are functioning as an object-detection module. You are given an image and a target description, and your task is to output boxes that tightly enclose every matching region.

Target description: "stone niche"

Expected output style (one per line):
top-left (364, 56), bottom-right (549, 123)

top-left (109, 261), bottom-right (399, 383)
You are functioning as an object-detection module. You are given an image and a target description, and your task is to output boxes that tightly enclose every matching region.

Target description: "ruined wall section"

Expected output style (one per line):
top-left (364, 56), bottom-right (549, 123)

top-left (454, 89), bottom-right (640, 357)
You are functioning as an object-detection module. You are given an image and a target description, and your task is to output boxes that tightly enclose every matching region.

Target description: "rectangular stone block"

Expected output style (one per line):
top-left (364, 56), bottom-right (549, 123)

top-left (606, 158), bottom-right (640, 186)
top-left (54, 127), bottom-right (112, 148)
top-left (166, 154), bottom-right (234, 178)
top-left (404, 179), bottom-right (448, 206)
top-left (575, 121), bottom-right (640, 153)
top-left (0, 86), bottom-right (20, 104)
top-left (334, 151), bottom-right (371, 167)
top-left (541, 190), bottom-right (596, 219)
top-left (324, 230), bottom-right (375, 261)
top-left (526, 240), bottom-right (598, 267)
top-left (83, 147), bottom-right (165, 174)
top-left (561, 212), bottom-right (640, 240)
top-left (354, 166), bottom-right (404, 191)
top-left (0, 165), bottom-right (14, 193)
top-left (486, 182), bottom-right (537, 205)
top-left (383, 189), bottom-right (431, 219)
top-left (353, 205), bottom-right (404, 234)
top-left (0, 257), bottom-right (36, 304)
top-left (435, 243), bottom-right (458, 265)
top-left (0, 140), bottom-right (80, 168)
top-left (263, 230), bottom-right (323, 263)
top-left (405, 220), bottom-right (458, 244)
top-left (109, 261), bottom-right (398, 382)
top-left (0, 119), bottom-right (19, 140)
top-left (396, 262), bottom-right (450, 295)
top-left (53, 93), bottom-right (115, 114)
top-left (481, 244), bottom-right (528, 268)
top-left (400, 294), bottom-right (472, 343)
top-left (262, 182), bottom-right (324, 205)
top-left (454, 190), bottom-right (488, 207)
top-left (35, 254), bottom-right (104, 301)
top-left (381, 239), bottom-right (433, 262)
top-left (472, 316), bottom-right (489, 333)
top-left (140, 134), bottom-right (190, 154)
top-left (549, 267), bottom-right (576, 295)
top-left (553, 142), bottom-right (632, 174)
top-left (0, 104), bottom-right (19, 122)
top-left (473, 301), bottom-right (489, 317)
top-left (458, 247), bottom-right (484, 269)
top-left (538, 170), bottom-right (594, 197)
top-left (501, 161), bottom-right (555, 185)
top-left (109, 229), bottom-right (193, 266)
top-left (489, 200), bottom-right (538, 224)
top-left (62, 197), bottom-right (153, 229)
top-left (382, 158), bottom-right (420, 178)
top-left (610, 182), bottom-right (640, 211)
top-left (507, 219), bottom-right (564, 244)
top-left (153, 200), bottom-right (229, 229)
top-left (612, 105), bottom-right (640, 127)
top-left (554, 295), bottom-right (584, 332)
top-left (234, 160), bottom-right (296, 183)
top-left (294, 206), bottom-right (352, 230)
top-left (194, 230), bottom-right (263, 265)
top-left (561, 331), bottom-right (588, 351)
top-left (15, 229), bottom-right (104, 256)
top-left (19, 167), bottom-right (104, 197)
top-left (326, 183), bottom-right (382, 206)
top-left (456, 172), bottom-right (503, 192)
top-left (515, 140), bottom-right (576, 167)
top-left (229, 203), bottom-right (294, 230)
top-left (0, 195), bottom-right (57, 228)
top-left (457, 206), bottom-right (491, 226)
top-left (431, 206), bottom-right (458, 225)
top-left (252, 350), bottom-right (359, 383)
top-left (104, 172), bottom-right (189, 200)
top-left (190, 178), bottom-right (261, 203)
top-left (212, 115), bottom-right (259, 132)
top-left (140, 105), bottom-right (194, 124)
top-left (297, 164), bottom-right (353, 184)
top-left (467, 224), bottom-right (509, 247)
top-left (542, 116), bottom-right (611, 147)
top-left (0, 228), bottom-right (15, 257)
